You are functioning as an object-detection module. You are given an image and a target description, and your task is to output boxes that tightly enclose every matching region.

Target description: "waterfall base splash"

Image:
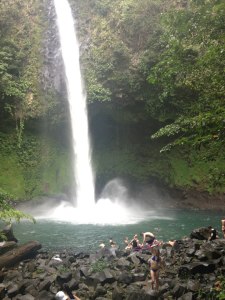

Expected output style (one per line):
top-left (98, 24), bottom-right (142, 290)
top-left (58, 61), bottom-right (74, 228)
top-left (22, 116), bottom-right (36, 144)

top-left (19, 179), bottom-right (174, 225)
top-left (37, 179), bottom-right (148, 224)
top-left (36, 199), bottom-right (148, 225)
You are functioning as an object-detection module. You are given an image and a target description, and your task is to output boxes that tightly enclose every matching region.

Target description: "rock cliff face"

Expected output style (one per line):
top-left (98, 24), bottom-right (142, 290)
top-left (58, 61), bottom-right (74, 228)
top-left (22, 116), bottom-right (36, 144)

top-left (165, 187), bottom-right (225, 211)
top-left (41, 0), bottom-right (64, 93)
top-left (0, 233), bottom-right (225, 299)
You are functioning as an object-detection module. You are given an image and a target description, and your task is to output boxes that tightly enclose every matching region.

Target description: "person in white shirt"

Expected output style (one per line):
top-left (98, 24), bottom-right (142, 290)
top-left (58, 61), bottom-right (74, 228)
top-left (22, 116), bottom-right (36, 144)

top-left (55, 290), bottom-right (80, 300)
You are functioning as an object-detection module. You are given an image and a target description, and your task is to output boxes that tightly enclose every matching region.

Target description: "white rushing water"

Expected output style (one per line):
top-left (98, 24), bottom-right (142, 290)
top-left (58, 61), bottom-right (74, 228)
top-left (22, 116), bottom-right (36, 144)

top-left (43, 0), bottom-right (152, 224)
top-left (54, 0), bottom-right (95, 208)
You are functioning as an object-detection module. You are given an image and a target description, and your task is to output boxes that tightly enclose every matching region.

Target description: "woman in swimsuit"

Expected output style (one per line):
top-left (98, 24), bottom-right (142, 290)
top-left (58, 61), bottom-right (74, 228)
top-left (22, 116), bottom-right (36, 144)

top-left (149, 246), bottom-right (161, 290)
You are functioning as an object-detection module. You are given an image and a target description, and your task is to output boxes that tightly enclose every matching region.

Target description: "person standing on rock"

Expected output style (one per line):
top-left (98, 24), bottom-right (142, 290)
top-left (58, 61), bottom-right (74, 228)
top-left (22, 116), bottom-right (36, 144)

top-left (222, 219), bottom-right (225, 238)
top-left (149, 246), bottom-right (161, 290)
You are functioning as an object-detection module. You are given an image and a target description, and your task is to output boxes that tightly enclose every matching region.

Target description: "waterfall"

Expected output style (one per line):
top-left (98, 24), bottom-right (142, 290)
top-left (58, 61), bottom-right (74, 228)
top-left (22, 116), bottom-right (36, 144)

top-left (38, 0), bottom-right (147, 224)
top-left (54, 0), bottom-right (95, 208)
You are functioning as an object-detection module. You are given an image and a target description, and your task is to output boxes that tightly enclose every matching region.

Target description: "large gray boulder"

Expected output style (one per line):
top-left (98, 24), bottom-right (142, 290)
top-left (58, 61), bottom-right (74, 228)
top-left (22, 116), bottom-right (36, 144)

top-left (190, 227), bottom-right (211, 240)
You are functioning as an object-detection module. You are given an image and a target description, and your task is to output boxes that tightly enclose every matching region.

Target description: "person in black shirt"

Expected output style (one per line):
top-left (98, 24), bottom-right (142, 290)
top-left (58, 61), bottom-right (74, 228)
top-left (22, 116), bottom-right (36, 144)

top-left (208, 226), bottom-right (218, 241)
top-left (130, 234), bottom-right (140, 249)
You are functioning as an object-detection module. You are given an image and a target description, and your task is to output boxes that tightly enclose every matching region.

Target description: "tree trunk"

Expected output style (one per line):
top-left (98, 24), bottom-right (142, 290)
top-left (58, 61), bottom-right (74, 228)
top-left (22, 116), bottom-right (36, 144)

top-left (0, 241), bottom-right (42, 268)
top-left (0, 241), bottom-right (17, 255)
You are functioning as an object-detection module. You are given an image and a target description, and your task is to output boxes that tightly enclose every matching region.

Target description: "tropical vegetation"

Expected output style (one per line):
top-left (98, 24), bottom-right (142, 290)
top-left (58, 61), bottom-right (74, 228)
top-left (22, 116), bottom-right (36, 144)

top-left (0, 0), bottom-right (224, 218)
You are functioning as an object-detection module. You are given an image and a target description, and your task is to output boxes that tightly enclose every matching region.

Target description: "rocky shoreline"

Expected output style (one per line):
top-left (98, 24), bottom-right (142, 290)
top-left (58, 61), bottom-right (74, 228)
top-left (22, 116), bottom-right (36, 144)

top-left (0, 229), bottom-right (225, 300)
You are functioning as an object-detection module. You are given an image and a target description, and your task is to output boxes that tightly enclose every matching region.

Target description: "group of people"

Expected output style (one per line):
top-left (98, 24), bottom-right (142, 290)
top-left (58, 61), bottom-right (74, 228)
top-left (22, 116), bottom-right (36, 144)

top-left (122, 219), bottom-right (225, 291)
top-left (124, 231), bottom-right (158, 251)
top-left (98, 232), bottom-right (161, 290)
top-left (124, 232), bottom-right (161, 290)
top-left (55, 219), bottom-right (225, 298)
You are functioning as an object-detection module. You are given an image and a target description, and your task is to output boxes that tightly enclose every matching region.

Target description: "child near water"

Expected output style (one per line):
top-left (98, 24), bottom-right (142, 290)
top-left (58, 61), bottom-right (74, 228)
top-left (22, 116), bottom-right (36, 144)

top-left (149, 246), bottom-right (161, 290)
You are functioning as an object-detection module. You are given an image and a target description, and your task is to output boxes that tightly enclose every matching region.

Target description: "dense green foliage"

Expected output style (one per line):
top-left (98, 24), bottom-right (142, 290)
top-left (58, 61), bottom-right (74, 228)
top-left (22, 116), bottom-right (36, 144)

top-left (0, 0), bottom-right (224, 200)
top-left (0, 0), bottom-right (57, 143)
top-left (0, 132), bottom-right (73, 199)
top-left (0, 188), bottom-right (34, 226)
top-left (76, 0), bottom-right (225, 192)
top-left (78, 0), bottom-right (166, 105)
top-left (149, 0), bottom-right (225, 152)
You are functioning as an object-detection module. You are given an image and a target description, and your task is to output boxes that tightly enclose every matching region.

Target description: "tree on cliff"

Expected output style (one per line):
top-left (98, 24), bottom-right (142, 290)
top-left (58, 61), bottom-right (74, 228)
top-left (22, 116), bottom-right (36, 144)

top-left (0, 188), bottom-right (34, 240)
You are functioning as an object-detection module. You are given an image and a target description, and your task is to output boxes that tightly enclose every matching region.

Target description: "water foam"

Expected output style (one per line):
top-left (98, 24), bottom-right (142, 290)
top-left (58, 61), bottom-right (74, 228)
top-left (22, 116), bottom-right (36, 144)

top-left (37, 200), bottom-right (133, 225)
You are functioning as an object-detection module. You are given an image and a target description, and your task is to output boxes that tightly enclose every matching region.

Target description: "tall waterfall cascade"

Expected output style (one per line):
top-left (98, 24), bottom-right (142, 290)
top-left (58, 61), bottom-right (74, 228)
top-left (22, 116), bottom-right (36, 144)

top-left (29, 0), bottom-right (150, 224)
top-left (54, 0), bottom-right (95, 208)
top-left (17, 0), bottom-right (168, 225)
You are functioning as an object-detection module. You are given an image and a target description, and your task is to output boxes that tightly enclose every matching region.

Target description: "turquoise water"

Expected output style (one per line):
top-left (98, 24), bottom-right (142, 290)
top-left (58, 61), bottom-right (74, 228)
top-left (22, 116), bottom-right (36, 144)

top-left (13, 209), bottom-right (224, 252)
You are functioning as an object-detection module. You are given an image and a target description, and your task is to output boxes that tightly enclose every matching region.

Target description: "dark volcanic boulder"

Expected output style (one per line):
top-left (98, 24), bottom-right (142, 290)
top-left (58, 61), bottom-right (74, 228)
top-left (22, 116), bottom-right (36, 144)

top-left (35, 290), bottom-right (55, 300)
top-left (177, 292), bottom-right (193, 300)
top-left (114, 288), bottom-right (159, 300)
top-left (172, 283), bottom-right (187, 298)
top-left (190, 227), bottom-right (210, 240)
top-left (92, 269), bottom-right (115, 284)
top-left (118, 271), bottom-right (134, 284)
top-left (178, 261), bottom-right (216, 278)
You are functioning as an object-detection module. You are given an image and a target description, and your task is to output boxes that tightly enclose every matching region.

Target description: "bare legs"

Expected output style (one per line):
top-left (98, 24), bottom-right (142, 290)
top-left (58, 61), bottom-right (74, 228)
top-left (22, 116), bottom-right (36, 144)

top-left (150, 270), bottom-right (159, 290)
